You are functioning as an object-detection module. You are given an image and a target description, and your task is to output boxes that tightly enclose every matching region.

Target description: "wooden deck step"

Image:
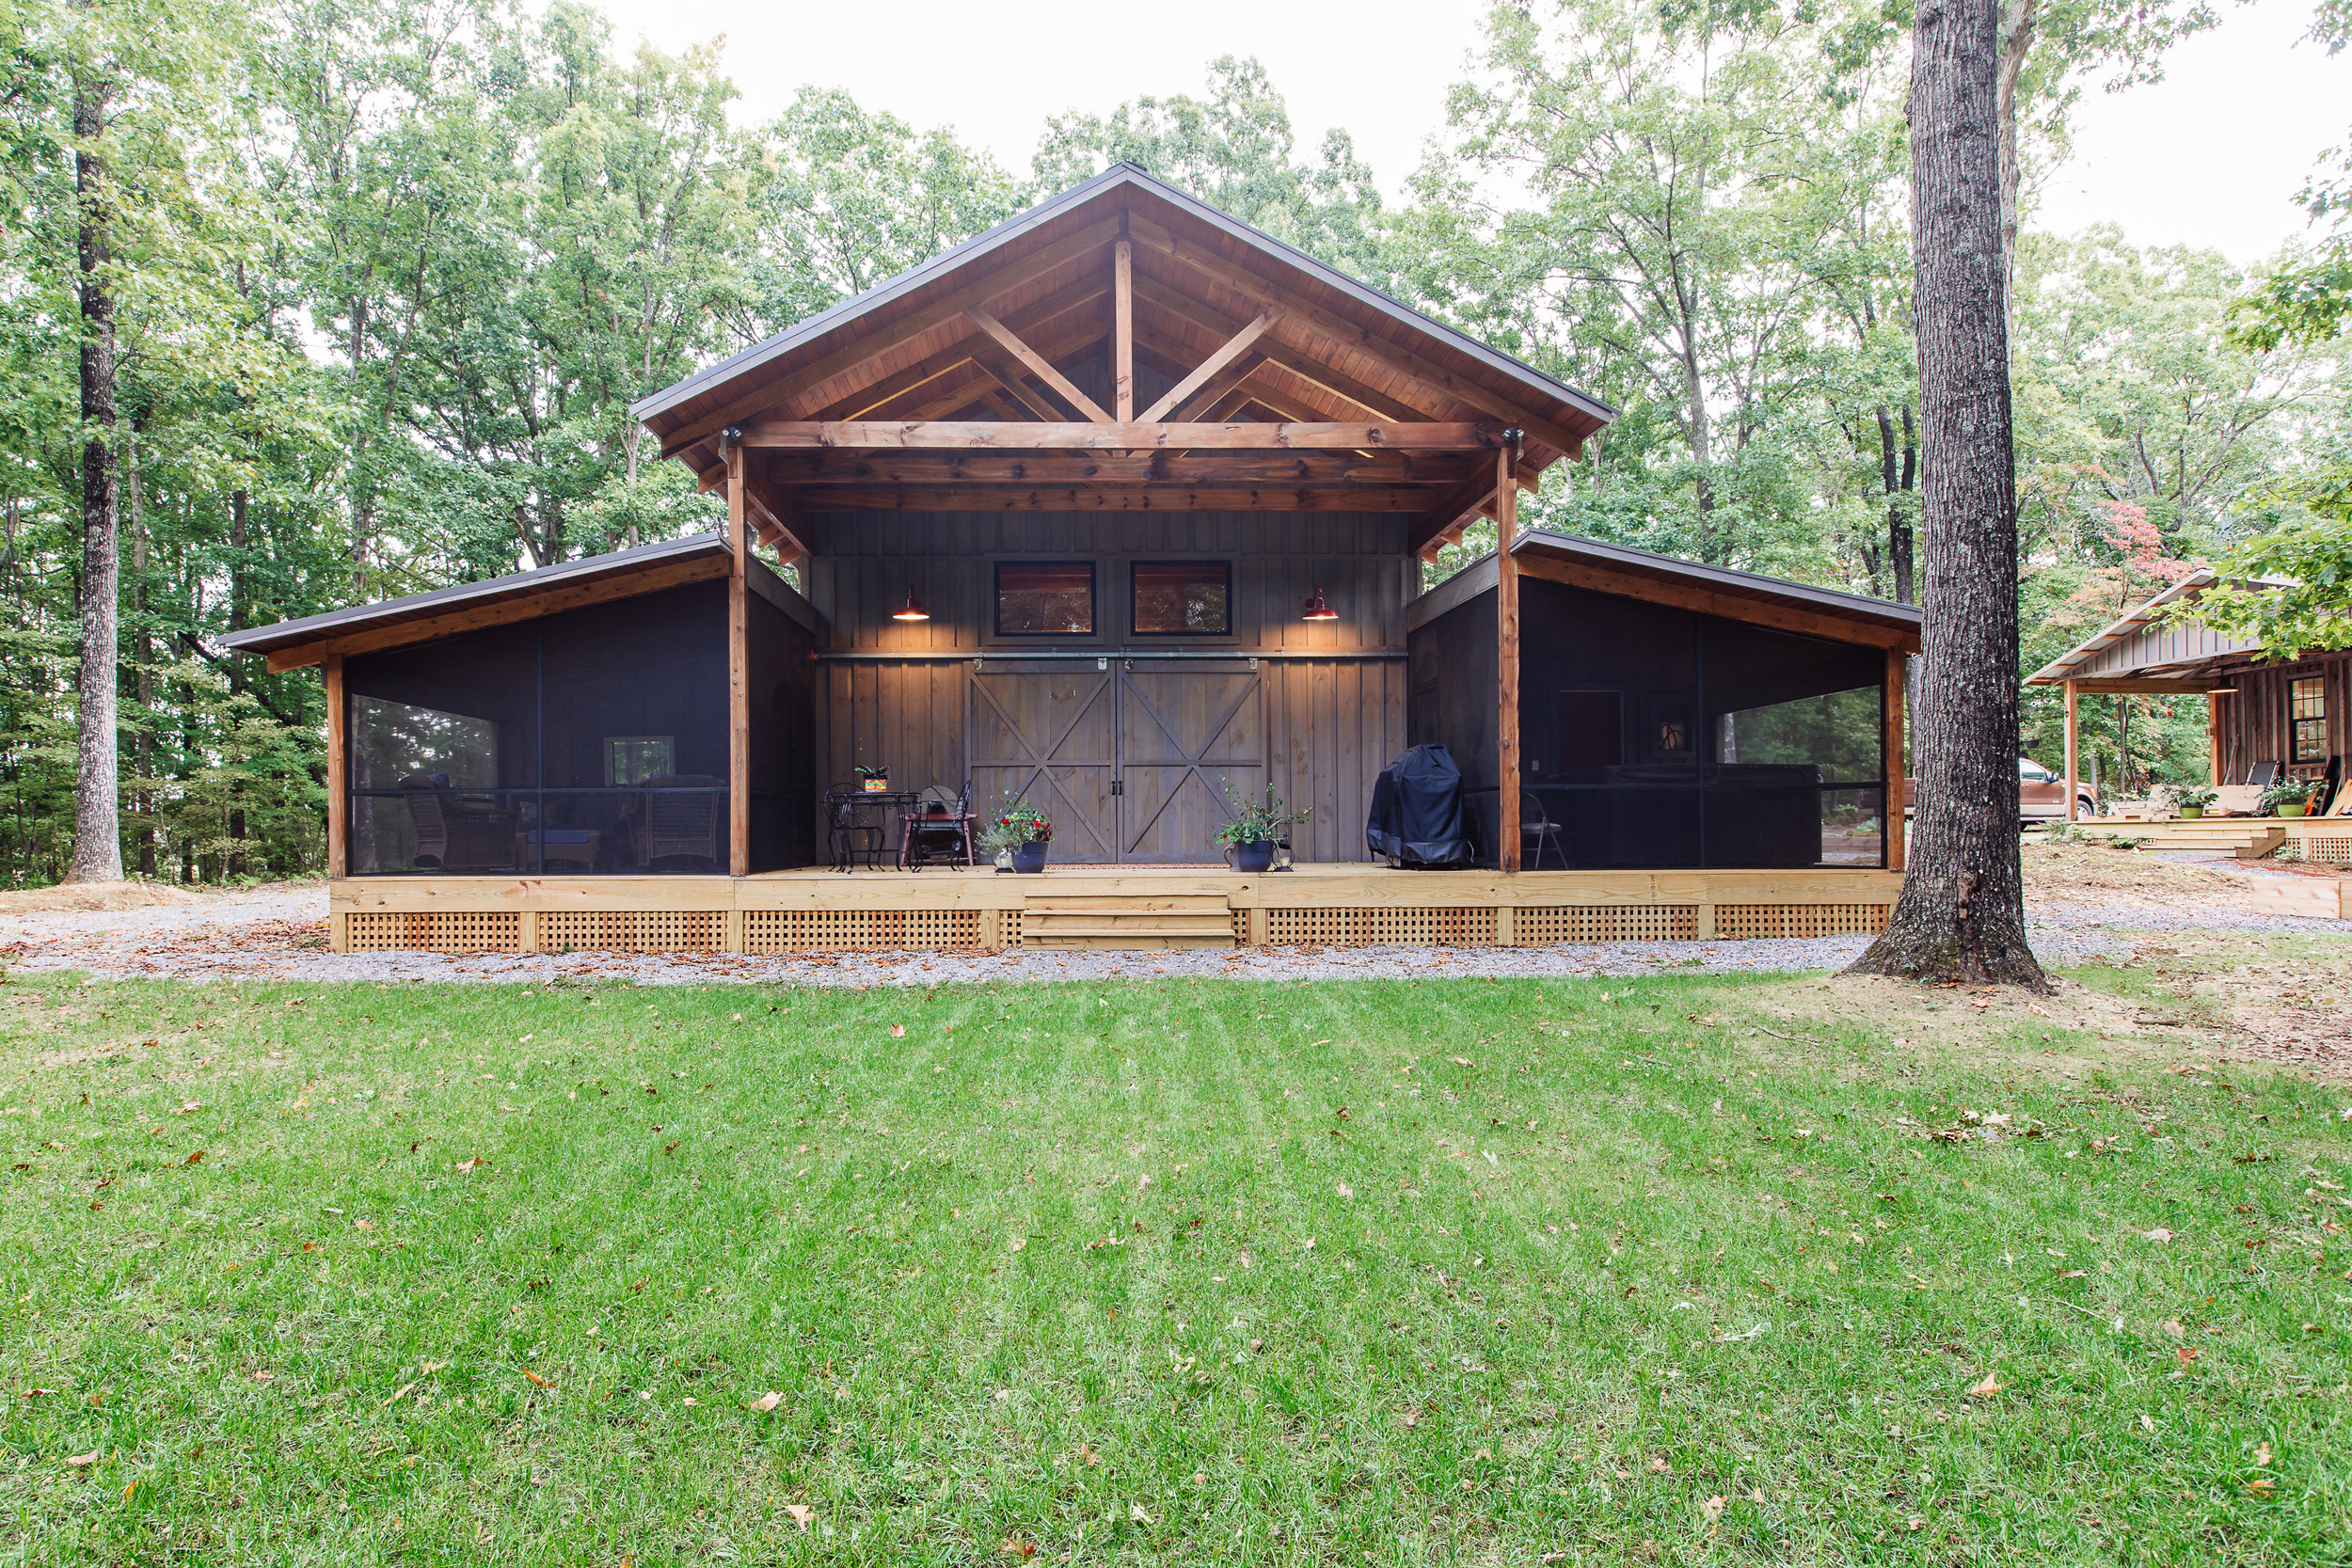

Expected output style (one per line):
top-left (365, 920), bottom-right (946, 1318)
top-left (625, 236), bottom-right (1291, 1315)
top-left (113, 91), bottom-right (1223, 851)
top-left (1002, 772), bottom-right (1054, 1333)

top-left (1020, 891), bottom-right (1237, 950)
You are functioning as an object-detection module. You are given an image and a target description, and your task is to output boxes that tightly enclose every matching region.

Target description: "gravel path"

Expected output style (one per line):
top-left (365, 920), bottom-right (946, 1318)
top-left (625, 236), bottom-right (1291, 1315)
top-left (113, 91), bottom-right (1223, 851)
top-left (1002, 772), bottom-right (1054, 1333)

top-left (7, 882), bottom-right (2331, 987)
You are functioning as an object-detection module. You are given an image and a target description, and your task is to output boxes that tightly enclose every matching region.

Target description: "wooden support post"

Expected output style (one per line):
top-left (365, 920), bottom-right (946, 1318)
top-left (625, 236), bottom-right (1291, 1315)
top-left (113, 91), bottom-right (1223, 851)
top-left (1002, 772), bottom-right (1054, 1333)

top-left (1245, 905), bottom-right (1269, 946)
top-left (1496, 439), bottom-right (1521, 872)
top-left (2064, 679), bottom-right (2079, 825)
top-left (517, 910), bottom-right (540, 955)
top-left (1883, 646), bottom-right (1906, 871)
top-left (723, 909), bottom-right (745, 954)
top-left (1493, 905), bottom-right (1517, 947)
top-left (727, 444), bottom-right (751, 878)
top-left (324, 650), bottom-right (346, 879)
top-left (1695, 904), bottom-right (1718, 940)
top-left (1113, 238), bottom-right (1134, 423)
top-left (330, 911), bottom-right (349, 954)
top-left (2206, 691), bottom-right (2222, 788)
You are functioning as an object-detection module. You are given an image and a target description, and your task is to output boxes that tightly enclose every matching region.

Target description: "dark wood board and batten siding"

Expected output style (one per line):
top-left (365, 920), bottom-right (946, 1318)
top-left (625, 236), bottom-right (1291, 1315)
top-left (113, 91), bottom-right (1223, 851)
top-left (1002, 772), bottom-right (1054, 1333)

top-left (800, 508), bottom-right (1409, 863)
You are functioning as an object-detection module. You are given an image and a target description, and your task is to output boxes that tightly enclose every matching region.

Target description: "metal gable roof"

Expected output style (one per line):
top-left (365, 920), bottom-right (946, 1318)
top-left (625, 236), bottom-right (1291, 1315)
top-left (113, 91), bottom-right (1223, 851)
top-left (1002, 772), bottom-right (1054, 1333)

top-left (628, 162), bottom-right (1615, 435)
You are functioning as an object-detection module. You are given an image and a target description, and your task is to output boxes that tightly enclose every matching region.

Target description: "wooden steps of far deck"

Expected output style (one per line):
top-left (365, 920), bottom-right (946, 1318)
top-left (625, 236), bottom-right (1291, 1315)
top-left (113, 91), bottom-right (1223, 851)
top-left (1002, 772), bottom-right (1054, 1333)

top-left (1019, 891), bottom-right (1236, 950)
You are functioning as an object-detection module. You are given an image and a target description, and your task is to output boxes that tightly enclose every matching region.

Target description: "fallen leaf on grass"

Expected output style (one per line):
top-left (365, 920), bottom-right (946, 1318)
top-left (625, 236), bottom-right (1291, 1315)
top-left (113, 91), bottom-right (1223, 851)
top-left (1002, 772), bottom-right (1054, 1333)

top-left (1648, 1455), bottom-right (1670, 1473)
top-left (2255, 1442), bottom-right (2273, 1466)
top-left (383, 1382), bottom-right (417, 1406)
top-left (250, 1371), bottom-right (275, 1383)
top-left (1702, 1496), bottom-right (1725, 1522)
top-left (420, 1360), bottom-right (447, 1374)
top-left (523, 1370), bottom-right (550, 1387)
top-left (889, 1025), bottom-right (905, 1037)
top-left (184, 1149), bottom-right (204, 1165)
top-left (1129, 1502), bottom-right (1153, 1526)
top-left (1000, 1542), bottom-right (1037, 1559)
top-left (784, 1503), bottom-right (814, 1529)
top-left (2246, 1478), bottom-right (2275, 1498)
top-left (1965, 1373), bottom-right (2006, 1399)
top-left (1336, 1181), bottom-right (1354, 1200)
top-left (2161, 1320), bottom-right (2184, 1338)
top-left (748, 1391), bottom-right (783, 1412)
top-left (2139, 1227), bottom-right (2175, 1243)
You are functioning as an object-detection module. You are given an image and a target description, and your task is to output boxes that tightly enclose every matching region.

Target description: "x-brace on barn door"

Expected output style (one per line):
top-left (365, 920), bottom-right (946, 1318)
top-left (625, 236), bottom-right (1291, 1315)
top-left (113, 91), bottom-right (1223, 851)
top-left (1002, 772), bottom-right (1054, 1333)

top-left (966, 660), bottom-right (1264, 864)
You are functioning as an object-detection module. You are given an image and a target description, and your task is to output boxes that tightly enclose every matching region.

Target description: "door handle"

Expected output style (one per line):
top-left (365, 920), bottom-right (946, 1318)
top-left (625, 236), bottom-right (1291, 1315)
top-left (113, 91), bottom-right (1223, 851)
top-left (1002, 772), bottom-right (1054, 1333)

top-left (1111, 778), bottom-right (1123, 797)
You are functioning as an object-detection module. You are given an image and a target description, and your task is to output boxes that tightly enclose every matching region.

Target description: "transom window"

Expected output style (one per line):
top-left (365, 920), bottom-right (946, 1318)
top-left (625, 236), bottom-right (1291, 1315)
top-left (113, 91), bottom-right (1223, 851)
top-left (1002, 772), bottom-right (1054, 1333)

top-left (994, 562), bottom-right (1094, 636)
top-left (2292, 675), bottom-right (2328, 763)
top-left (1132, 561), bottom-right (1232, 636)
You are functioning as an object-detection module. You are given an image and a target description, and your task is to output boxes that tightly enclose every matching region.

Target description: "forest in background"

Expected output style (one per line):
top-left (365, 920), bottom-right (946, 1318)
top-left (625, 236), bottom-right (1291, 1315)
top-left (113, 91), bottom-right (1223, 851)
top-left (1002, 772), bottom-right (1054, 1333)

top-left (4, 0), bottom-right (2347, 886)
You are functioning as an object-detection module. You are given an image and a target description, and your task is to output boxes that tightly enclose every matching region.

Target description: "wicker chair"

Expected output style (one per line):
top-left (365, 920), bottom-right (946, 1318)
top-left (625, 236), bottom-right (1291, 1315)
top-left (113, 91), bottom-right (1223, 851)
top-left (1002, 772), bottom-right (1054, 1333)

top-left (398, 774), bottom-right (516, 872)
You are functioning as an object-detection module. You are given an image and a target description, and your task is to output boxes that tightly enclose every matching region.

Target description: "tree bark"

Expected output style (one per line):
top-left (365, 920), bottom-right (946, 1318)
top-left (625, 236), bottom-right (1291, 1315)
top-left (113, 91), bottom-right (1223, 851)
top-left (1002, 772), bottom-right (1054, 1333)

top-left (64, 54), bottom-right (123, 886)
top-left (1846, 0), bottom-right (2047, 990)
top-left (129, 419), bottom-right (153, 879)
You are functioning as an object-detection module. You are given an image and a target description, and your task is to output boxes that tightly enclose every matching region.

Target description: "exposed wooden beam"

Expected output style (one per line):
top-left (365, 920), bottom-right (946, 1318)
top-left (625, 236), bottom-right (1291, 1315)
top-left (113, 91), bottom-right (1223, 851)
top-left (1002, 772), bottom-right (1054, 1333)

top-left (262, 554), bottom-right (733, 671)
top-left (1497, 442), bottom-right (1521, 874)
top-left (808, 274), bottom-right (1116, 421)
top-left (1884, 646), bottom-right (1907, 866)
top-left (760, 449), bottom-right (1482, 485)
top-left (1129, 273), bottom-right (1427, 422)
top-left (656, 215), bottom-right (1120, 455)
top-left (968, 356), bottom-right (1065, 422)
top-left (1113, 238), bottom-right (1135, 422)
top-left (2061, 677), bottom-right (2227, 693)
top-left (1169, 351), bottom-right (1267, 423)
top-left (789, 484), bottom-right (1443, 513)
top-left (1127, 214), bottom-right (1589, 458)
top-left (741, 460), bottom-right (815, 560)
top-left (882, 316), bottom-right (1112, 423)
top-left (325, 652), bottom-right (345, 879)
top-left (726, 453), bottom-right (751, 878)
top-left (1513, 553), bottom-right (1920, 651)
top-left (1408, 470), bottom-right (1502, 559)
top-left (734, 420), bottom-right (1506, 451)
top-left (1140, 309), bottom-right (1279, 422)
top-left (965, 306), bottom-right (1114, 422)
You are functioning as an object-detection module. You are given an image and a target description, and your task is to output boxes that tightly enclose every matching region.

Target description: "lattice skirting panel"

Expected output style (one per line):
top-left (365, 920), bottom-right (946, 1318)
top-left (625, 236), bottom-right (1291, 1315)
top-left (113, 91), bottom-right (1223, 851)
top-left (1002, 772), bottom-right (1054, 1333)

top-left (1513, 905), bottom-right (1700, 944)
top-left (2291, 835), bottom-right (2352, 864)
top-left (742, 909), bottom-right (982, 954)
top-left (346, 911), bottom-right (522, 953)
top-left (1713, 903), bottom-right (1891, 940)
top-left (1264, 907), bottom-right (1500, 947)
top-left (542, 911), bottom-right (724, 953)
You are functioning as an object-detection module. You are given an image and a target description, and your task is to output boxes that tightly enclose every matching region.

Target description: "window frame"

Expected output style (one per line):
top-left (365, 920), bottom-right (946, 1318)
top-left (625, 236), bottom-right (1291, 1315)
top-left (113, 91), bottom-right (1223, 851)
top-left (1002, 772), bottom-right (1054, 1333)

top-left (2290, 674), bottom-right (2328, 764)
top-left (992, 559), bottom-right (1098, 640)
top-left (1128, 558), bottom-right (1234, 639)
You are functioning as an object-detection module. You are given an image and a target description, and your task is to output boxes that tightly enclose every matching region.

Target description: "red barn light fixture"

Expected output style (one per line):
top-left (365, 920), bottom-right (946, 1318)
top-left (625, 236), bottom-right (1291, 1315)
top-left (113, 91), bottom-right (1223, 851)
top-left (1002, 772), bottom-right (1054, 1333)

top-left (1301, 584), bottom-right (1338, 621)
top-left (892, 586), bottom-right (930, 622)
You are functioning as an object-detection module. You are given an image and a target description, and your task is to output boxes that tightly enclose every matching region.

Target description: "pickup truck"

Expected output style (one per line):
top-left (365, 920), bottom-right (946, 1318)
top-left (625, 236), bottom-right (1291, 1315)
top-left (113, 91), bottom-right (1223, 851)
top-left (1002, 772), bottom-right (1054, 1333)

top-left (1900, 758), bottom-right (2098, 825)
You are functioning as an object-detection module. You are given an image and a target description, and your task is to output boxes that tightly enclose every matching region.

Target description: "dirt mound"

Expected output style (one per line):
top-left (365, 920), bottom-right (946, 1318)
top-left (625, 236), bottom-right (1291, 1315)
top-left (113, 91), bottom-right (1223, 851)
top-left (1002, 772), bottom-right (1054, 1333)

top-left (0, 879), bottom-right (223, 914)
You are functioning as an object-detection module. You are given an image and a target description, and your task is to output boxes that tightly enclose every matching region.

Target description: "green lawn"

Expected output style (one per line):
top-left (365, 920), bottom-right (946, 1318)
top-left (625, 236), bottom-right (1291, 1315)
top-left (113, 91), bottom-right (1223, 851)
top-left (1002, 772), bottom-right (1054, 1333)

top-left (3, 969), bottom-right (2347, 1565)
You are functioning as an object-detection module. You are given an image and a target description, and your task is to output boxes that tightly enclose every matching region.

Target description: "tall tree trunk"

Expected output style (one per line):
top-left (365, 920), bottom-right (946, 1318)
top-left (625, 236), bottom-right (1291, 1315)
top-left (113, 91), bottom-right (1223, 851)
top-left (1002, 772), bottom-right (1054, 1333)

top-left (129, 419), bottom-right (154, 878)
top-left (227, 483), bottom-right (249, 878)
top-left (1847, 0), bottom-right (2047, 990)
top-left (64, 55), bottom-right (122, 886)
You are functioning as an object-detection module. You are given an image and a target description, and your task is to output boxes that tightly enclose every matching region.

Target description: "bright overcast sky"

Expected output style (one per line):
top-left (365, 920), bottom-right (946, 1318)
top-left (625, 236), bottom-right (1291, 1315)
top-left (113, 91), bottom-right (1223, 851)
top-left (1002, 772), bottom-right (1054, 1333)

top-left (595, 0), bottom-right (2347, 268)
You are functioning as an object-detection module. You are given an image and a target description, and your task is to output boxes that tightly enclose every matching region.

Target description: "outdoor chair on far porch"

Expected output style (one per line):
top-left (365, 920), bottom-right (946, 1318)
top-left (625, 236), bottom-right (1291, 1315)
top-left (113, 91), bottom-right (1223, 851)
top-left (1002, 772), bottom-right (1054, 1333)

top-left (900, 783), bottom-right (977, 870)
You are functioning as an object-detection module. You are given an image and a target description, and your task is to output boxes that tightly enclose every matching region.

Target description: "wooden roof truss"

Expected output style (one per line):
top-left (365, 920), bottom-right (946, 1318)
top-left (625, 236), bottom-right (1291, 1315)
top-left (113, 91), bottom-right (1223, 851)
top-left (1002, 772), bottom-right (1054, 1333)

top-left (656, 183), bottom-right (1608, 561)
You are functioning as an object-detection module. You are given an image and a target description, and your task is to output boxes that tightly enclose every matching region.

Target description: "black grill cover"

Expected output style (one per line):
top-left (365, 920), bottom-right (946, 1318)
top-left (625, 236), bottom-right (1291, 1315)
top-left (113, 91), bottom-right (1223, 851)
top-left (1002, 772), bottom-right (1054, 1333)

top-left (1366, 744), bottom-right (1472, 866)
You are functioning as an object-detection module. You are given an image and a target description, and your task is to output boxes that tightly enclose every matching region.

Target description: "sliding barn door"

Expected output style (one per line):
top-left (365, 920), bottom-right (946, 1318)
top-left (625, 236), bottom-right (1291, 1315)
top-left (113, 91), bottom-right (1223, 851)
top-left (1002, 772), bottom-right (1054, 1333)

top-left (967, 664), bottom-right (1120, 863)
top-left (966, 660), bottom-right (1265, 864)
top-left (1118, 660), bottom-right (1265, 863)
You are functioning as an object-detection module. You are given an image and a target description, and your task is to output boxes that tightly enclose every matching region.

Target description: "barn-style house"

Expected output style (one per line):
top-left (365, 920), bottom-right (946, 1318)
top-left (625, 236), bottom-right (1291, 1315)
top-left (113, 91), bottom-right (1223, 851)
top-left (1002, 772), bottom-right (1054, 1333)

top-left (223, 165), bottom-right (1916, 955)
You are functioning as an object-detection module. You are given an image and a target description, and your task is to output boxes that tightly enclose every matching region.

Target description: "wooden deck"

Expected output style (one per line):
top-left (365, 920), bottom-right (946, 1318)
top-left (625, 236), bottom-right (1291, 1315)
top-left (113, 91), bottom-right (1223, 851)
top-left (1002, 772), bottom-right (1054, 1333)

top-left (329, 864), bottom-right (1905, 954)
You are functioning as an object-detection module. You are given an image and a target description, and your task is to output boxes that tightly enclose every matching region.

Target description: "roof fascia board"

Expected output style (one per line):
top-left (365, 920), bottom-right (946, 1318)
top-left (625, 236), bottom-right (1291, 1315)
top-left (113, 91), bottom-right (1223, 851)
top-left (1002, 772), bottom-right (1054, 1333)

top-left (1510, 530), bottom-right (1922, 629)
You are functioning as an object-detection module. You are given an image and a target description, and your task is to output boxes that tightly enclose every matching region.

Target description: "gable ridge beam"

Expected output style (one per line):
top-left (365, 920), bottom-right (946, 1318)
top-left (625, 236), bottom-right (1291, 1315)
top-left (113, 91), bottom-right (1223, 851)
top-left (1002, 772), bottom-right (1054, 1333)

top-left (1126, 213), bottom-right (1587, 458)
top-left (657, 215), bottom-right (1122, 456)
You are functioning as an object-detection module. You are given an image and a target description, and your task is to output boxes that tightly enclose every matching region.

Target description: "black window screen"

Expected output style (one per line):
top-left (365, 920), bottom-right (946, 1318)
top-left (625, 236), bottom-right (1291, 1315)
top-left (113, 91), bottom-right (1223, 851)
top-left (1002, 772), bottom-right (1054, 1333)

top-left (343, 582), bottom-right (730, 875)
top-left (1513, 583), bottom-right (1889, 869)
top-left (1132, 560), bottom-right (1231, 635)
top-left (995, 561), bottom-right (1093, 636)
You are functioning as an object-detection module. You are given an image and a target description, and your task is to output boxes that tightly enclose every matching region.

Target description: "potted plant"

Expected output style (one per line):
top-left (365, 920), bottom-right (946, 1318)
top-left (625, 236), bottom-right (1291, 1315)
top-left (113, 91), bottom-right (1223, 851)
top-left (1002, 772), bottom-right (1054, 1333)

top-left (855, 765), bottom-right (890, 795)
top-left (1212, 780), bottom-right (1310, 875)
top-left (2171, 784), bottom-right (2217, 819)
top-left (980, 797), bottom-right (1053, 872)
top-left (2260, 777), bottom-right (2320, 818)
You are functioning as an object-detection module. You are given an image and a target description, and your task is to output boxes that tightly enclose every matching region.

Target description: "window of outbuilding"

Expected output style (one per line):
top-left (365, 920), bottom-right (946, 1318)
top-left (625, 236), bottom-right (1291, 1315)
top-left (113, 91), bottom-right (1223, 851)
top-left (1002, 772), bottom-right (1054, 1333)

top-left (1132, 561), bottom-right (1232, 636)
top-left (995, 562), bottom-right (1094, 636)
top-left (2292, 675), bottom-right (2328, 763)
